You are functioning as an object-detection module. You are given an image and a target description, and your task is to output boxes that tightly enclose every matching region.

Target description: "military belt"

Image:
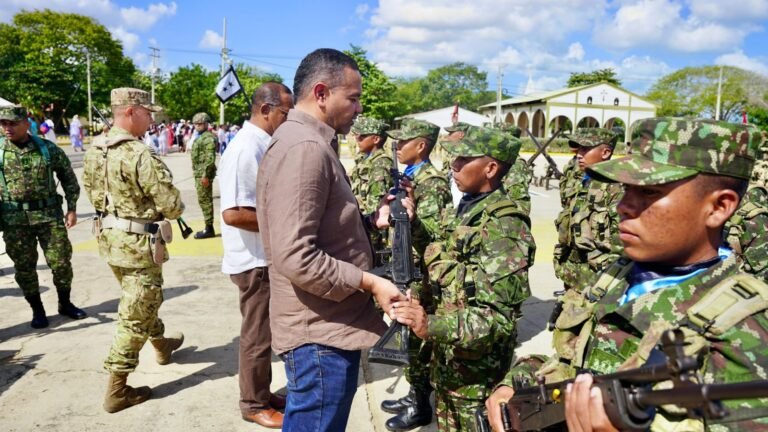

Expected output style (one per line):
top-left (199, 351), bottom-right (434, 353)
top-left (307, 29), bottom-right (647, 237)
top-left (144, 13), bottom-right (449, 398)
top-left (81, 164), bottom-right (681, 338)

top-left (1, 196), bottom-right (61, 211)
top-left (100, 215), bottom-right (159, 235)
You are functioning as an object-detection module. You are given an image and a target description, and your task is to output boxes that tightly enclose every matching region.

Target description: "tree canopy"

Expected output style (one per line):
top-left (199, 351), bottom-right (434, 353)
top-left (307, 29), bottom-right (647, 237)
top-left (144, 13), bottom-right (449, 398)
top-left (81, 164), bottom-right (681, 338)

top-left (0, 9), bottom-right (136, 130)
top-left (344, 45), bottom-right (399, 121)
top-left (645, 66), bottom-right (768, 121)
top-left (567, 68), bottom-right (622, 87)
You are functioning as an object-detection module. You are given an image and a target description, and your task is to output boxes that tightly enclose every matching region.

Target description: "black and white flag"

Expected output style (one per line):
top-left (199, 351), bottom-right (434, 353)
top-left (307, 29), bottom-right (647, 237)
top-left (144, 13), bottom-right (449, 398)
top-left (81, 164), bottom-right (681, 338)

top-left (215, 66), bottom-right (244, 103)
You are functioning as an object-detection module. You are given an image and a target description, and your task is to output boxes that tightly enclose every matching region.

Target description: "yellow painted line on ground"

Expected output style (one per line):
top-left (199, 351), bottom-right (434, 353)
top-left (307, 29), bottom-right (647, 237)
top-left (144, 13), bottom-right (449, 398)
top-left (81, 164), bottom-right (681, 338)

top-left (73, 219), bottom-right (224, 257)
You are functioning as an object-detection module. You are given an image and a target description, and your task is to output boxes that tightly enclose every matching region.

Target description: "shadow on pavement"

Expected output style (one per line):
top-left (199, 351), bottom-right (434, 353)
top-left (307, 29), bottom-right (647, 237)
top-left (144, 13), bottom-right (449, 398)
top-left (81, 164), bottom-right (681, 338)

top-left (0, 349), bottom-right (43, 398)
top-left (517, 296), bottom-right (556, 345)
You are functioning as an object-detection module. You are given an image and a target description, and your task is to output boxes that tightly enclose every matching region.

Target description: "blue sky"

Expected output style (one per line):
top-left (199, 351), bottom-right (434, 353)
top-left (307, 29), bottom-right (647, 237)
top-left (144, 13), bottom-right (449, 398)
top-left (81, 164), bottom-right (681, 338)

top-left (2, 0), bottom-right (767, 98)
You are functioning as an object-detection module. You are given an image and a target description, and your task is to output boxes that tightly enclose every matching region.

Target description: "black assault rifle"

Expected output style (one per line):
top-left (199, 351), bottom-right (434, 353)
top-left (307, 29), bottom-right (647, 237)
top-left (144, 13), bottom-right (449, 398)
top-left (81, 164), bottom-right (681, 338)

top-left (367, 141), bottom-right (421, 366)
top-left (525, 128), bottom-right (563, 179)
top-left (476, 329), bottom-right (768, 432)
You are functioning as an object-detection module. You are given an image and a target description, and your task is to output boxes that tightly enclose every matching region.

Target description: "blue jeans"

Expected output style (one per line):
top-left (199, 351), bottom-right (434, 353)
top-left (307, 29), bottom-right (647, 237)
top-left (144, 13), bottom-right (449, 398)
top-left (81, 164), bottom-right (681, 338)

top-left (281, 344), bottom-right (361, 432)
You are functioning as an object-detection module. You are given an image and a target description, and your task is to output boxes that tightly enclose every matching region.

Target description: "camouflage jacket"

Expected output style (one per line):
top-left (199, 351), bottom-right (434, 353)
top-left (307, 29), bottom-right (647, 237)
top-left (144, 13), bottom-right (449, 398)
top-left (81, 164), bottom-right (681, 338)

top-left (191, 130), bottom-right (217, 179)
top-left (350, 147), bottom-right (394, 214)
top-left (421, 188), bottom-right (535, 398)
top-left (503, 157), bottom-right (532, 215)
top-left (505, 254), bottom-right (768, 431)
top-left (83, 126), bottom-right (184, 268)
top-left (0, 135), bottom-right (79, 226)
top-left (411, 161), bottom-right (452, 255)
top-left (553, 175), bottom-right (623, 291)
top-left (726, 186), bottom-right (768, 282)
top-left (558, 156), bottom-right (580, 207)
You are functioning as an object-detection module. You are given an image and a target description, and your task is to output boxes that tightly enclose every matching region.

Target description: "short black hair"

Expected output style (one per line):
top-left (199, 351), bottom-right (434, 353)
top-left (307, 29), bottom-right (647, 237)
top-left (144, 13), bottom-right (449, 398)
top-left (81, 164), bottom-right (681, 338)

top-left (293, 49), bottom-right (360, 101)
top-left (696, 172), bottom-right (749, 199)
top-left (251, 82), bottom-right (292, 111)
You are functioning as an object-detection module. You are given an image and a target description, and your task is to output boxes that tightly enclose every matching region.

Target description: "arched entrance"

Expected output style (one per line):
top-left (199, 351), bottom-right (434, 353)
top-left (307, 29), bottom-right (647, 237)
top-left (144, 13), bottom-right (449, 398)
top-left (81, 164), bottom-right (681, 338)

top-left (517, 112), bottom-right (529, 136)
top-left (504, 112), bottom-right (515, 126)
top-left (577, 116), bottom-right (599, 128)
top-left (548, 115), bottom-right (572, 135)
top-left (531, 109), bottom-right (545, 138)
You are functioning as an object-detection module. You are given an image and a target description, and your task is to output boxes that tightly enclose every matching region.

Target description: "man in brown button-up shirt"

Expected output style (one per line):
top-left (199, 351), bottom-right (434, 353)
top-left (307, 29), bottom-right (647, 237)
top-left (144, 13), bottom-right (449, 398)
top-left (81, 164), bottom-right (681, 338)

top-left (256, 48), bottom-right (407, 432)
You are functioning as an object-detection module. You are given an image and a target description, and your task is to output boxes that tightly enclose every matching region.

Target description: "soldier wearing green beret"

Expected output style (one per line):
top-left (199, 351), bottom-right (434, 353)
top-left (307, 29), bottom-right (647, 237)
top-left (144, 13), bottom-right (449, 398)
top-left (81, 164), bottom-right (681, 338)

top-left (553, 128), bottom-right (623, 296)
top-left (380, 118), bottom-right (452, 431)
top-left (0, 104), bottom-right (86, 328)
top-left (83, 88), bottom-right (186, 413)
top-left (391, 127), bottom-right (535, 431)
top-left (190, 112), bottom-right (218, 239)
top-left (486, 118), bottom-right (768, 431)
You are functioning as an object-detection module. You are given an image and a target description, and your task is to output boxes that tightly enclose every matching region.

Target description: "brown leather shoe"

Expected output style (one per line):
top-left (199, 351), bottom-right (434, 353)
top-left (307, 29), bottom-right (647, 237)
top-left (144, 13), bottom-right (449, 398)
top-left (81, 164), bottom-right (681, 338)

top-left (242, 408), bottom-right (283, 429)
top-left (269, 393), bottom-right (287, 410)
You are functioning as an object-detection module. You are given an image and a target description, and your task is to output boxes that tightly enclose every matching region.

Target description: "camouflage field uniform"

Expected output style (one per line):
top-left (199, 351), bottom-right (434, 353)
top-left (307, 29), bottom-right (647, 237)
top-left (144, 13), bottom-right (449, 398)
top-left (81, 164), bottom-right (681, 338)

top-left (83, 125), bottom-right (184, 374)
top-left (416, 128), bottom-right (535, 431)
top-left (553, 129), bottom-right (622, 293)
top-left (496, 125), bottom-right (532, 216)
top-left (0, 128), bottom-right (79, 298)
top-left (388, 119), bottom-right (453, 400)
top-left (190, 120), bottom-right (217, 227)
top-left (349, 116), bottom-right (393, 255)
top-left (504, 119), bottom-right (768, 431)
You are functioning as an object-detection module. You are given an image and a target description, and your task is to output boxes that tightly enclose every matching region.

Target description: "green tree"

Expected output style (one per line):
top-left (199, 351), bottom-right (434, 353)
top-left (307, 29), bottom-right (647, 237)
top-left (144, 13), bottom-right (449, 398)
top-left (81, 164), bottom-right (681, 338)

top-left (344, 45), bottom-right (399, 121)
top-left (415, 62), bottom-right (495, 111)
top-left (0, 9), bottom-right (136, 131)
top-left (646, 66), bottom-right (768, 120)
top-left (157, 64), bottom-right (218, 121)
top-left (567, 68), bottom-right (622, 87)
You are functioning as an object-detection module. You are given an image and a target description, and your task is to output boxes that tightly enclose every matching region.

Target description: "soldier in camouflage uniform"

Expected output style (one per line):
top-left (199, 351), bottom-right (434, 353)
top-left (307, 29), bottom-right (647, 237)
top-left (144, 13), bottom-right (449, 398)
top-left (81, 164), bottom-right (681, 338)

top-left (498, 124), bottom-right (532, 216)
top-left (392, 127), bottom-right (535, 431)
top-left (0, 105), bottom-right (86, 328)
top-left (552, 128), bottom-right (623, 294)
top-left (349, 116), bottom-right (393, 257)
top-left (725, 129), bottom-right (768, 282)
top-left (486, 118), bottom-right (768, 431)
top-left (190, 112), bottom-right (218, 239)
top-left (82, 88), bottom-right (185, 413)
top-left (381, 118), bottom-right (453, 431)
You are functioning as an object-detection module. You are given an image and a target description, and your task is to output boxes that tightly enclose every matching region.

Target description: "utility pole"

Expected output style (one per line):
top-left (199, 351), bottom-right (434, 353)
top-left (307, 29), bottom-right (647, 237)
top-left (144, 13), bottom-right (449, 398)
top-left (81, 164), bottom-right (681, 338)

top-left (150, 47), bottom-right (160, 121)
top-left (86, 50), bottom-right (93, 139)
top-left (219, 17), bottom-right (229, 125)
top-left (715, 65), bottom-right (724, 120)
top-left (495, 64), bottom-right (503, 126)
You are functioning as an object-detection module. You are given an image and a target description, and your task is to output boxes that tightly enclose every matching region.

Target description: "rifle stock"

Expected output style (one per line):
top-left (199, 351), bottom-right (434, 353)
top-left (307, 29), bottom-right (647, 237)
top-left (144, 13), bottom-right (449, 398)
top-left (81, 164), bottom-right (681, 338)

top-left (367, 141), bottom-right (421, 367)
top-left (476, 329), bottom-right (768, 431)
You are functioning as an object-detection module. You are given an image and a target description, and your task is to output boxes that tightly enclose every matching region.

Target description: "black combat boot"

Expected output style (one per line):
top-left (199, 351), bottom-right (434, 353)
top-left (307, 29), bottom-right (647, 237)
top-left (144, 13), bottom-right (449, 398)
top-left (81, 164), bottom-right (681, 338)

top-left (384, 390), bottom-right (432, 431)
top-left (57, 290), bottom-right (87, 320)
top-left (24, 293), bottom-right (49, 329)
top-left (381, 388), bottom-right (416, 414)
top-left (194, 224), bottom-right (215, 239)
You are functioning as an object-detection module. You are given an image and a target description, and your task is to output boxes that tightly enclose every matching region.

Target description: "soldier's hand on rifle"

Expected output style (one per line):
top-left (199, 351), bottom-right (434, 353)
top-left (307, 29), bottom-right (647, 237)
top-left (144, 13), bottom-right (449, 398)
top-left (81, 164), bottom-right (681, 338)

top-left (564, 374), bottom-right (618, 432)
top-left (201, 177), bottom-right (210, 188)
top-left (372, 195), bottom-right (416, 228)
top-left (64, 210), bottom-right (77, 229)
top-left (360, 272), bottom-right (407, 314)
top-left (486, 385), bottom-right (515, 432)
top-left (391, 298), bottom-right (428, 339)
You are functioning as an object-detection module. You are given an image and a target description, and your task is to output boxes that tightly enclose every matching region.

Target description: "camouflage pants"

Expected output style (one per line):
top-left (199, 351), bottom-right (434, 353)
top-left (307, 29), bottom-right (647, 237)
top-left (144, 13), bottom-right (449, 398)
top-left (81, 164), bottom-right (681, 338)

top-left (3, 222), bottom-right (73, 297)
top-left (434, 392), bottom-right (484, 432)
top-left (406, 333), bottom-right (433, 394)
top-left (195, 176), bottom-right (214, 226)
top-left (104, 264), bottom-right (165, 374)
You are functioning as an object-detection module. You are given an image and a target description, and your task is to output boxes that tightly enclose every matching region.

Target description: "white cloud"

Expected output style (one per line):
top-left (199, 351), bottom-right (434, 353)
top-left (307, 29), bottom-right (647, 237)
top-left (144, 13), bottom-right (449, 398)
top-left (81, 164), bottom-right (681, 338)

top-left (199, 30), bottom-right (224, 50)
top-left (120, 2), bottom-right (178, 31)
top-left (716, 50), bottom-right (768, 76)
top-left (109, 27), bottom-right (140, 52)
top-left (689, 0), bottom-right (768, 21)
top-left (566, 43), bottom-right (585, 61)
top-left (355, 3), bottom-right (370, 19)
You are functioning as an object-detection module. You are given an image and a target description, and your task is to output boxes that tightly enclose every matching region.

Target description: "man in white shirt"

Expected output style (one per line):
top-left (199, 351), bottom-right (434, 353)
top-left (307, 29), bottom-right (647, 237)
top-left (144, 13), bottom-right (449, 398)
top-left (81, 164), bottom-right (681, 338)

top-left (218, 82), bottom-right (293, 429)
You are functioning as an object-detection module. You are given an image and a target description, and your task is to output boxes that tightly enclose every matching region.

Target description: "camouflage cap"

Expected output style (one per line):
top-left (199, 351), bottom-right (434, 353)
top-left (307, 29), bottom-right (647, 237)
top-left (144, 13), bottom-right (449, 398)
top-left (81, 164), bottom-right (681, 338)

top-left (496, 123), bottom-right (522, 138)
top-left (0, 105), bottom-right (27, 121)
top-left (110, 87), bottom-right (162, 112)
top-left (192, 112), bottom-right (211, 124)
top-left (351, 116), bottom-right (389, 136)
top-left (567, 128), bottom-right (618, 149)
top-left (588, 118), bottom-right (761, 185)
top-left (442, 127), bottom-right (521, 164)
top-left (387, 118), bottom-right (440, 143)
top-left (445, 121), bottom-right (473, 134)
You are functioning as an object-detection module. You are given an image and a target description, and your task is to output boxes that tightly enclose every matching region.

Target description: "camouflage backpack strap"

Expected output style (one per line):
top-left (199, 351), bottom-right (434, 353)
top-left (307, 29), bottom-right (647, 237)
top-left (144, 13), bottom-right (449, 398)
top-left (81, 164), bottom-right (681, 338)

top-left (484, 198), bottom-right (531, 227)
top-left (683, 273), bottom-right (768, 338)
top-left (30, 134), bottom-right (54, 193)
top-left (0, 138), bottom-right (7, 200)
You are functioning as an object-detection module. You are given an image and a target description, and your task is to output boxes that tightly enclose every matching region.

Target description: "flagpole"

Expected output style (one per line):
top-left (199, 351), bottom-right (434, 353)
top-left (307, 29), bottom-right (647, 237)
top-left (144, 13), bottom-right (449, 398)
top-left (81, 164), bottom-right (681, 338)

top-left (219, 17), bottom-right (228, 125)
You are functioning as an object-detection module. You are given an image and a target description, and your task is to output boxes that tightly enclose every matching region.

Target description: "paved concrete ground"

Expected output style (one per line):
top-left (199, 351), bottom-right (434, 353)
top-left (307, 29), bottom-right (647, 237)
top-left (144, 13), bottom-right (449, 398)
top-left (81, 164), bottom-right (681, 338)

top-left (0, 143), bottom-right (570, 432)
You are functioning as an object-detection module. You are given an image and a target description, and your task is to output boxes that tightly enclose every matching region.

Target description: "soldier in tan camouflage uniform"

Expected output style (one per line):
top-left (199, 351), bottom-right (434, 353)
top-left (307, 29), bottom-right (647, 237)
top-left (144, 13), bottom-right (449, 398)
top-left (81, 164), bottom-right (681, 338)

top-left (381, 118), bottom-right (452, 431)
top-left (553, 128), bottom-right (623, 294)
top-left (349, 116), bottom-right (393, 257)
top-left (392, 127), bottom-right (535, 431)
top-left (190, 112), bottom-right (218, 239)
top-left (486, 118), bottom-right (768, 431)
top-left (83, 88), bottom-right (185, 413)
top-left (0, 105), bottom-right (86, 328)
